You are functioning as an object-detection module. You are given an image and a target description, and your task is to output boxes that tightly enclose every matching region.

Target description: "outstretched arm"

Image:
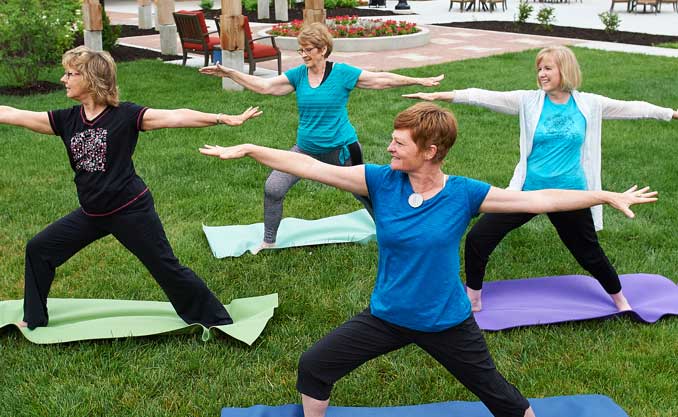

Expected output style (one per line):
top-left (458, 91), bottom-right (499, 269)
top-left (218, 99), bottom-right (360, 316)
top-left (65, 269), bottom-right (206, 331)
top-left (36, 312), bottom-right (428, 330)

top-left (199, 144), bottom-right (368, 196)
top-left (480, 185), bottom-right (658, 218)
top-left (0, 106), bottom-right (54, 135)
top-left (404, 88), bottom-right (524, 115)
top-left (598, 94), bottom-right (676, 121)
top-left (199, 64), bottom-right (294, 96)
top-left (356, 70), bottom-right (443, 90)
top-left (402, 91), bottom-right (455, 102)
top-left (141, 106), bottom-right (261, 131)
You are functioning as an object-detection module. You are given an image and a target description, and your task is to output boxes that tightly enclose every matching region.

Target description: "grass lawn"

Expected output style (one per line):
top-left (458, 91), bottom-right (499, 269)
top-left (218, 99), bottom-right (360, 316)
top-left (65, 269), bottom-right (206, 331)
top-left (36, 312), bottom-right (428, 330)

top-left (1, 48), bottom-right (677, 417)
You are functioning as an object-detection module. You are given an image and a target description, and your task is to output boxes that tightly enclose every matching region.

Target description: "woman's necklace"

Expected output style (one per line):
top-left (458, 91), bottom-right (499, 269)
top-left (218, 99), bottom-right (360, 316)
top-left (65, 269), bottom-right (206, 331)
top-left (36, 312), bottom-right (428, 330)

top-left (408, 174), bottom-right (446, 208)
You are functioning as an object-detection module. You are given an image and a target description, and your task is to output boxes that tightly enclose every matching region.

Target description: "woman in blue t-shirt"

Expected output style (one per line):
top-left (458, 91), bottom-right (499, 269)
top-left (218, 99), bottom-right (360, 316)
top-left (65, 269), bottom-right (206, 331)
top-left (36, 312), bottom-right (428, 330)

top-left (0, 46), bottom-right (261, 330)
top-left (200, 23), bottom-right (443, 253)
top-left (405, 45), bottom-right (677, 312)
top-left (200, 102), bottom-right (656, 417)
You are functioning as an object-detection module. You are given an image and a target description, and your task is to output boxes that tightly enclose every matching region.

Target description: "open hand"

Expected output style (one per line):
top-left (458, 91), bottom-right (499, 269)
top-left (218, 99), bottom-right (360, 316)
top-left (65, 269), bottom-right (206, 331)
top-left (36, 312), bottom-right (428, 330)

top-left (419, 74), bottom-right (444, 87)
top-left (199, 63), bottom-right (231, 77)
top-left (402, 92), bottom-right (439, 101)
top-left (227, 106), bottom-right (262, 126)
top-left (608, 185), bottom-right (658, 218)
top-left (199, 144), bottom-right (249, 160)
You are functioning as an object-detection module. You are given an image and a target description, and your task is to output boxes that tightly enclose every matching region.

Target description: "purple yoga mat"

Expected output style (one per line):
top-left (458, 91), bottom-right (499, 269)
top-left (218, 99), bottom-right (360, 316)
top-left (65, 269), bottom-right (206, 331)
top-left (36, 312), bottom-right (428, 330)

top-left (474, 274), bottom-right (678, 331)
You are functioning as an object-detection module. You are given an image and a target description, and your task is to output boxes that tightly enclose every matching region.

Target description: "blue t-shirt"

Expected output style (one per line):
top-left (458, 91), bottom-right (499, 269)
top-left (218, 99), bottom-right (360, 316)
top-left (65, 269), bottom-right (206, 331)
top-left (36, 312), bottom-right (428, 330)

top-left (284, 63), bottom-right (362, 155)
top-left (523, 95), bottom-right (587, 191)
top-left (364, 164), bottom-right (491, 332)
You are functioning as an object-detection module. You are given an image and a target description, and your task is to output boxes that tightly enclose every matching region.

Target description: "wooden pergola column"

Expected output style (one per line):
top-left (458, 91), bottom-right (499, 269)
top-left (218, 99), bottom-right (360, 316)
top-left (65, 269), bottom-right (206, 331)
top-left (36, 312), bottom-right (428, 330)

top-left (137, 0), bottom-right (153, 29)
top-left (303, 0), bottom-right (326, 25)
top-left (82, 0), bottom-right (103, 51)
top-left (220, 0), bottom-right (245, 90)
top-left (156, 0), bottom-right (177, 55)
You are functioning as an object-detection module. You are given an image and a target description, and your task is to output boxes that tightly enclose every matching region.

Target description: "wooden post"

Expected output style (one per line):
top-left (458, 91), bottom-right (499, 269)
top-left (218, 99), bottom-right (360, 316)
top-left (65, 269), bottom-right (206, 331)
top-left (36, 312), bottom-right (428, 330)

top-left (82, 0), bottom-right (103, 51)
top-left (220, 0), bottom-right (245, 90)
top-left (304, 0), bottom-right (326, 25)
top-left (156, 0), bottom-right (177, 55)
top-left (274, 0), bottom-right (288, 22)
top-left (137, 0), bottom-right (153, 29)
top-left (219, 0), bottom-right (244, 51)
top-left (257, 0), bottom-right (270, 20)
top-left (156, 0), bottom-right (175, 26)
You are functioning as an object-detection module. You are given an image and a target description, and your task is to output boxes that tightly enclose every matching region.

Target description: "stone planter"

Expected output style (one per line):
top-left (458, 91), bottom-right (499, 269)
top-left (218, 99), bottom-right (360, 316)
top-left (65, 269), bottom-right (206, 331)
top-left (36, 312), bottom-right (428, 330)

top-left (258, 26), bottom-right (430, 52)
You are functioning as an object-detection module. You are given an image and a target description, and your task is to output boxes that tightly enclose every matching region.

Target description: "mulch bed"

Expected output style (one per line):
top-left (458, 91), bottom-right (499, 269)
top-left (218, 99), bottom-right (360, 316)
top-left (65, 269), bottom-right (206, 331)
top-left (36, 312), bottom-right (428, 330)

top-left (436, 21), bottom-right (678, 46)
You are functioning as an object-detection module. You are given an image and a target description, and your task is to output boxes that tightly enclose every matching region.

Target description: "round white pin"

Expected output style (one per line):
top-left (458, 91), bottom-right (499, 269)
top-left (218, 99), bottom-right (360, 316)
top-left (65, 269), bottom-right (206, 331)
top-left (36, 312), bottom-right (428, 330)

top-left (408, 193), bottom-right (424, 208)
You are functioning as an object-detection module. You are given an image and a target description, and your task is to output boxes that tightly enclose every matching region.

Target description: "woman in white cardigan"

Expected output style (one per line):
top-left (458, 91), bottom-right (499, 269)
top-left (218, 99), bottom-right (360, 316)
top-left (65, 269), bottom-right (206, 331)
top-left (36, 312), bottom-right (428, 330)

top-left (405, 45), bottom-right (677, 312)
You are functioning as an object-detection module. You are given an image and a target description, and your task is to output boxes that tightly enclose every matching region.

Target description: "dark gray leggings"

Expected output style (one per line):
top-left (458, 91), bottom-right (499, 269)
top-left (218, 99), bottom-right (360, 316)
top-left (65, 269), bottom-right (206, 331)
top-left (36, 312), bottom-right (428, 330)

top-left (263, 143), bottom-right (373, 244)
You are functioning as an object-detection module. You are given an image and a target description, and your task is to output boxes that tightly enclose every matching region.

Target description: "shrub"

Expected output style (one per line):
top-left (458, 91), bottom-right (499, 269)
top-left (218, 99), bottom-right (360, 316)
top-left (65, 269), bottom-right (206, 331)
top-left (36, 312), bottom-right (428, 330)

top-left (243, 0), bottom-right (258, 12)
top-left (101, 6), bottom-right (121, 52)
top-left (536, 6), bottom-right (556, 31)
top-left (598, 11), bottom-right (621, 34)
top-left (200, 0), bottom-right (215, 11)
top-left (0, 0), bottom-right (80, 87)
top-left (515, 0), bottom-right (533, 25)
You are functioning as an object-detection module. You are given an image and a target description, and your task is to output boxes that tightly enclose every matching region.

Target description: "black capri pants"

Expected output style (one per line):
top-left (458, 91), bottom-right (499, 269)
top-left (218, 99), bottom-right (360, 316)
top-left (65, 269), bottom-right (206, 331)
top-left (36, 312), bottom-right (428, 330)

top-left (465, 209), bottom-right (621, 294)
top-left (297, 309), bottom-right (530, 417)
top-left (22, 191), bottom-right (232, 329)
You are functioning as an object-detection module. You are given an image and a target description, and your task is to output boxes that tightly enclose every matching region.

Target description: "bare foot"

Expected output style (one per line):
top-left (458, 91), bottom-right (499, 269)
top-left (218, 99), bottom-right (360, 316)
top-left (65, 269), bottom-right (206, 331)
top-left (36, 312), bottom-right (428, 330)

top-left (466, 287), bottom-right (483, 312)
top-left (251, 241), bottom-right (276, 255)
top-left (610, 291), bottom-right (632, 312)
top-left (17, 320), bottom-right (28, 328)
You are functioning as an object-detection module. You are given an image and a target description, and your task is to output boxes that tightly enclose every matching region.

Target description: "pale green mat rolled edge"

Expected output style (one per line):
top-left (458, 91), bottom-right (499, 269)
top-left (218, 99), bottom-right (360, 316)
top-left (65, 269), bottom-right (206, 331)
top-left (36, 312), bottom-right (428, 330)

top-left (0, 293), bottom-right (278, 345)
top-left (203, 209), bottom-right (376, 258)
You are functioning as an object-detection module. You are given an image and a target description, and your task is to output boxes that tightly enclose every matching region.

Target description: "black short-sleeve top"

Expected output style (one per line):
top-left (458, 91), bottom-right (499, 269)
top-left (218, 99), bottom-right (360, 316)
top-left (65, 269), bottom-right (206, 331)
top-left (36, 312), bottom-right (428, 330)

top-left (48, 102), bottom-right (149, 215)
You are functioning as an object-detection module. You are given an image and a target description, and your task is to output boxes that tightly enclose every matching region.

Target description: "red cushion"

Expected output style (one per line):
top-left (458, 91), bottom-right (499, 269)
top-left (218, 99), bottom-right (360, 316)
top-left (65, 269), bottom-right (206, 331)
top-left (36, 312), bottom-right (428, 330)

top-left (184, 35), bottom-right (221, 51)
top-left (246, 42), bottom-right (278, 59)
top-left (177, 10), bottom-right (208, 34)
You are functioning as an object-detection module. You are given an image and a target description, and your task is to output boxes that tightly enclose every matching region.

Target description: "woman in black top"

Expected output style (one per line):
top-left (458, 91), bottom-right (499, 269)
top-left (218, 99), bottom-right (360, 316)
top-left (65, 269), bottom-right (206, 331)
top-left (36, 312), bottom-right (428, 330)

top-left (0, 46), bottom-right (261, 330)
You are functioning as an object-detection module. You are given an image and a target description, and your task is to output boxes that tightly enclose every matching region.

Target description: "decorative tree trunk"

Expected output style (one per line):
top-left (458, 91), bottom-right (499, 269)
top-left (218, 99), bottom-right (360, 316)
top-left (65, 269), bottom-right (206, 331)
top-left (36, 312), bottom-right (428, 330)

top-left (303, 0), bottom-right (326, 26)
top-left (82, 0), bottom-right (103, 51)
top-left (156, 0), bottom-right (177, 55)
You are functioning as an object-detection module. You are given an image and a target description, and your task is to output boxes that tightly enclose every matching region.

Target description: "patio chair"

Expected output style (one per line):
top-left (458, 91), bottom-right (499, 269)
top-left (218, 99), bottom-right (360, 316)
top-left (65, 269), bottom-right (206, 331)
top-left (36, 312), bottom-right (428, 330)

top-left (609, 0), bottom-right (632, 11)
top-left (658, 0), bottom-right (678, 11)
top-left (214, 16), bottom-right (282, 75)
top-left (173, 10), bottom-right (221, 67)
top-left (449, 0), bottom-right (476, 11)
top-left (486, 0), bottom-right (507, 11)
top-left (632, 0), bottom-right (659, 11)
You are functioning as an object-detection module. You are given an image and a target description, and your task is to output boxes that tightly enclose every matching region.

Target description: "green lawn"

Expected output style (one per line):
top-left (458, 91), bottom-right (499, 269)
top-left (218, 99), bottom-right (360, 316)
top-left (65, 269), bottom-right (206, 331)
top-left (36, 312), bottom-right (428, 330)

top-left (1, 48), bottom-right (677, 417)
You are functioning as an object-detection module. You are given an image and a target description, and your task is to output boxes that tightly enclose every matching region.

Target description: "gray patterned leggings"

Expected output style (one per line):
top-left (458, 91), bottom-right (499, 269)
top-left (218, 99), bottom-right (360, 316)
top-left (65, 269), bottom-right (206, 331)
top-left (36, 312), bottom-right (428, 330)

top-left (263, 143), bottom-right (373, 244)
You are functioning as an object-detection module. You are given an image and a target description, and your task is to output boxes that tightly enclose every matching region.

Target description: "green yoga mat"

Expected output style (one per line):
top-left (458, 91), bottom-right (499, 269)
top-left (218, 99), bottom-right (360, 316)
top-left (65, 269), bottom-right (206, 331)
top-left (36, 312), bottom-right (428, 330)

top-left (203, 209), bottom-right (376, 258)
top-left (0, 293), bottom-right (278, 345)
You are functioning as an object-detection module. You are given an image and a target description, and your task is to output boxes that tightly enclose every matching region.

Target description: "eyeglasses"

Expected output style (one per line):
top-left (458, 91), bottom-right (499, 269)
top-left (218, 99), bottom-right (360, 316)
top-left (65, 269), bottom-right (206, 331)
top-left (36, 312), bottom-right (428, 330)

top-left (64, 71), bottom-right (81, 79)
top-left (296, 47), bottom-right (316, 55)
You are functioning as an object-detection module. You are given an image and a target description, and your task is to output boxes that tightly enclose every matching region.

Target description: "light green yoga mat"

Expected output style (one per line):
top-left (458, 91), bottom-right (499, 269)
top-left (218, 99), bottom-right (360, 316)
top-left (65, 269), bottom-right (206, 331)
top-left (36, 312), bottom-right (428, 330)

top-left (0, 293), bottom-right (278, 345)
top-left (203, 209), bottom-right (376, 258)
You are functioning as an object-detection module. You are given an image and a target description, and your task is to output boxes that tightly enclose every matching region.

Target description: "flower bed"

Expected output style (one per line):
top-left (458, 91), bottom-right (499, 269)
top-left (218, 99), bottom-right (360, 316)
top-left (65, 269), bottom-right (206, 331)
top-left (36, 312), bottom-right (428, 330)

top-left (269, 15), bottom-right (419, 38)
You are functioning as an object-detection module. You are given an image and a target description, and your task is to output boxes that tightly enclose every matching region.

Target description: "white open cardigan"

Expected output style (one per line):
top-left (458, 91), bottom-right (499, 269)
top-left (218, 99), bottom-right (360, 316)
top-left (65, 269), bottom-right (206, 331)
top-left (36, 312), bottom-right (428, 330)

top-left (452, 88), bottom-right (674, 231)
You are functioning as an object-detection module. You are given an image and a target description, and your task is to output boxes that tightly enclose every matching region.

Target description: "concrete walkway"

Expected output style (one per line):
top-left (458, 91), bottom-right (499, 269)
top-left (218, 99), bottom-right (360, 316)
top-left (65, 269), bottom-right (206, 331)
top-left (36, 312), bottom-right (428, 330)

top-left (106, 0), bottom-right (678, 75)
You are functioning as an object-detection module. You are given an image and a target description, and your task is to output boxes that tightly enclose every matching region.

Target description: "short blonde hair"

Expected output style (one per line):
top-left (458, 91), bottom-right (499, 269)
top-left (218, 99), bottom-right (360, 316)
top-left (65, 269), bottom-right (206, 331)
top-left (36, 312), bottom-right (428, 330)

top-left (393, 103), bottom-right (458, 163)
top-left (62, 46), bottom-right (119, 107)
top-left (535, 46), bottom-right (582, 92)
top-left (297, 23), bottom-right (333, 58)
